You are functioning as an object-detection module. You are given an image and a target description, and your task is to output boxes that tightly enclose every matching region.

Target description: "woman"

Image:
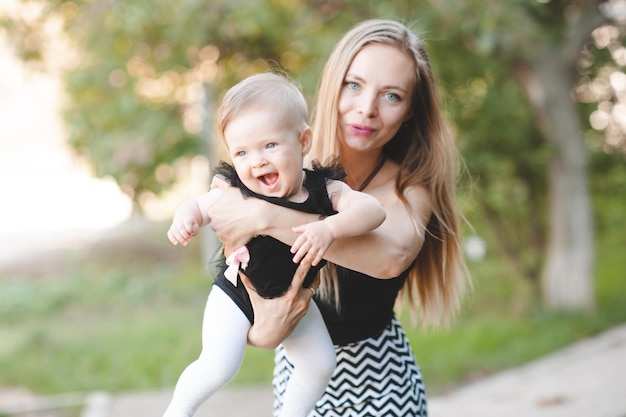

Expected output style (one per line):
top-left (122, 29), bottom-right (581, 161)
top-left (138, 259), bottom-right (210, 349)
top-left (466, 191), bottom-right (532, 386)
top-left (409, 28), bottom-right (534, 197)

top-left (208, 19), bottom-right (470, 416)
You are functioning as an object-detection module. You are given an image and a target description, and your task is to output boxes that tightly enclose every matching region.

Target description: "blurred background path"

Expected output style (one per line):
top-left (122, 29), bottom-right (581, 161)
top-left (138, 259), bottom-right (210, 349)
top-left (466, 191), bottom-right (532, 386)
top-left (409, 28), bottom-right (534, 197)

top-left (3, 321), bottom-right (619, 417)
top-left (74, 321), bottom-right (626, 417)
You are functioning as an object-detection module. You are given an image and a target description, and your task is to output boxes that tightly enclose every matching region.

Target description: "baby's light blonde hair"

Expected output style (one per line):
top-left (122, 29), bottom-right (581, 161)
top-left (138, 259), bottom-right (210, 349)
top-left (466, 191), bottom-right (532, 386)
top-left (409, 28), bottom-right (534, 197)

top-left (217, 72), bottom-right (309, 144)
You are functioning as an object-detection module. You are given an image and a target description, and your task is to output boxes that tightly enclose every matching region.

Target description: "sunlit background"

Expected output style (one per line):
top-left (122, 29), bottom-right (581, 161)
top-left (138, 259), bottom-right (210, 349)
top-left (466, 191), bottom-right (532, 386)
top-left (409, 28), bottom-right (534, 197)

top-left (0, 34), bottom-right (133, 265)
top-left (0, 0), bottom-right (212, 267)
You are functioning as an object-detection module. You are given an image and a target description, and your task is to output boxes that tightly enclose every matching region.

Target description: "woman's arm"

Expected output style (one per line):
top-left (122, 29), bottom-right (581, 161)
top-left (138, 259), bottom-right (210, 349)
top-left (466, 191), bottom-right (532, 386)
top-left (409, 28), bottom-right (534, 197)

top-left (290, 180), bottom-right (386, 267)
top-left (206, 176), bottom-right (319, 254)
top-left (208, 177), bottom-right (431, 278)
top-left (323, 184), bottom-right (431, 278)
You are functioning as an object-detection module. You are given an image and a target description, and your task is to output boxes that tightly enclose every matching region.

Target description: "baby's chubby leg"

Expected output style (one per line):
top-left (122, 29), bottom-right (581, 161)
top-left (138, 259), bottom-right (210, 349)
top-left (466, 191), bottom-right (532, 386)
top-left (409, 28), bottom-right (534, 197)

top-left (163, 286), bottom-right (250, 417)
top-left (277, 301), bottom-right (336, 417)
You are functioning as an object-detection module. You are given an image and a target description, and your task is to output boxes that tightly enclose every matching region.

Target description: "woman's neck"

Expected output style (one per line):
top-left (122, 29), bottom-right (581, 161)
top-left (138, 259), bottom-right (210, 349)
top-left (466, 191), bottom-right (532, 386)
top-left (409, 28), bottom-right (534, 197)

top-left (342, 152), bottom-right (385, 191)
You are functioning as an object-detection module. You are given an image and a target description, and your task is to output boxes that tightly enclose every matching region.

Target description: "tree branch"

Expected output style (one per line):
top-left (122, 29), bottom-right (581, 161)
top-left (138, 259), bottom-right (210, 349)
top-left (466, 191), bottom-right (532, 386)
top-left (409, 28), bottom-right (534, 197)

top-left (563, 1), bottom-right (610, 64)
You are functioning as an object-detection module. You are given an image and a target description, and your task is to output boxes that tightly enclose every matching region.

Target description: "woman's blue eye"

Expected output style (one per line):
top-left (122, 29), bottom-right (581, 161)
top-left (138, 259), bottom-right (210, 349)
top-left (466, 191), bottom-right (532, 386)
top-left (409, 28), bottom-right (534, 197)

top-left (385, 92), bottom-right (400, 102)
top-left (346, 81), bottom-right (359, 90)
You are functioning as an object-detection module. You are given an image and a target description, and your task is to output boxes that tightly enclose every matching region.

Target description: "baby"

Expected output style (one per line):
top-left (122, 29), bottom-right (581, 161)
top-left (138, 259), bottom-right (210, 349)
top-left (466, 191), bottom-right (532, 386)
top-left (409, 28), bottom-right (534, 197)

top-left (164, 72), bottom-right (385, 417)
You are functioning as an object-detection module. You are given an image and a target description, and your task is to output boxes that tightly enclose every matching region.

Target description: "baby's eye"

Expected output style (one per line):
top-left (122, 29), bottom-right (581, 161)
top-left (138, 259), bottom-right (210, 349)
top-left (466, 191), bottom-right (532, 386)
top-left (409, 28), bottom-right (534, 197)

top-left (235, 151), bottom-right (246, 157)
top-left (266, 143), bottom-right (277, 149)
top-left (384, 92), bottom-right (401, 102)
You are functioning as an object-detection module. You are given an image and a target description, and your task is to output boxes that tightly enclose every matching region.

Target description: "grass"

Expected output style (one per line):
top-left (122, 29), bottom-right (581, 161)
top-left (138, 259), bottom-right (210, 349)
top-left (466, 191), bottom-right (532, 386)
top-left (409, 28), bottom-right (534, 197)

top-left (0, 216), bottom-right (624, 397)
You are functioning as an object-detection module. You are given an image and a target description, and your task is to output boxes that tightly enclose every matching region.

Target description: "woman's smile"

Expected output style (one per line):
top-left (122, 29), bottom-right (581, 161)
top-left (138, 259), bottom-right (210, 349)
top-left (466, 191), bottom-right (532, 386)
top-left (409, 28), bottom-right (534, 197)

top-left (348, 123), bottom-right (376, 136)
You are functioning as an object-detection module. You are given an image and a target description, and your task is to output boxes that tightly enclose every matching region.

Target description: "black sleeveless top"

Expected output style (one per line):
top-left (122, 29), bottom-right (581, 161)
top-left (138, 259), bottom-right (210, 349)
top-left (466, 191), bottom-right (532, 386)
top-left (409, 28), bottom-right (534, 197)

top-left (214, 161), bottom-right (344, 298)
top-left (316, 267), bottom-right (409, 345)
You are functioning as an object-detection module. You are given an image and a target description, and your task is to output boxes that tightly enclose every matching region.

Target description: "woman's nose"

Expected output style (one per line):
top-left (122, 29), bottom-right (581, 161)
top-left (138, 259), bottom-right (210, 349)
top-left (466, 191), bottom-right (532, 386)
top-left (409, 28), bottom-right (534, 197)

top-left (358, 93), bottom-right (378, 117)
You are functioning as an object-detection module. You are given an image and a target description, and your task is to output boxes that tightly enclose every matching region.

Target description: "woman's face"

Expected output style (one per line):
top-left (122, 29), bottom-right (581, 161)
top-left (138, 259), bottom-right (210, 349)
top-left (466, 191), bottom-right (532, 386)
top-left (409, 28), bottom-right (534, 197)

top-left (337, 43), bottom-right (415, 155)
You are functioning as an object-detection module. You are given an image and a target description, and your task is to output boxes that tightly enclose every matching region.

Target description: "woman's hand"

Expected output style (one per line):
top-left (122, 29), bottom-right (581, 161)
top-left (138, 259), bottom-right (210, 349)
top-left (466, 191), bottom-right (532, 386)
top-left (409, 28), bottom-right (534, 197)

top-left (207, 175), bottom-right (266, 252)
top-left (243, 263), bottom-right (319, 349)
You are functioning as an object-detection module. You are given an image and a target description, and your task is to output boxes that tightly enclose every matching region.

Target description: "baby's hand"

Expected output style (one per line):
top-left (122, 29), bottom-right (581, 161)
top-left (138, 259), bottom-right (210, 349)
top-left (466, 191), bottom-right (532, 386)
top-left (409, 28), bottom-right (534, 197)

top-left (290, 221), bottom-right (335, 266)
top-left (167, 217), bottom-right (200, 246)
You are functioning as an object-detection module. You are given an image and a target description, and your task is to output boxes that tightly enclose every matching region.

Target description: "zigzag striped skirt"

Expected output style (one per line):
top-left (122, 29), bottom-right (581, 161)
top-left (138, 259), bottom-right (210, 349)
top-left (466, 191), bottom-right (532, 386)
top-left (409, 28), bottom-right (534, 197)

top-left (272, 317), bottom-right (428, 416)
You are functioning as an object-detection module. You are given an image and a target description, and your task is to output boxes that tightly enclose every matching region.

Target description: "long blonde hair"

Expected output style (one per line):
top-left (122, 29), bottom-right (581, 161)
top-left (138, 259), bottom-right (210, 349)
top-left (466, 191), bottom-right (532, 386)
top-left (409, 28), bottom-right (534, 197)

top-left (309, 19), bottom-right (469, 327)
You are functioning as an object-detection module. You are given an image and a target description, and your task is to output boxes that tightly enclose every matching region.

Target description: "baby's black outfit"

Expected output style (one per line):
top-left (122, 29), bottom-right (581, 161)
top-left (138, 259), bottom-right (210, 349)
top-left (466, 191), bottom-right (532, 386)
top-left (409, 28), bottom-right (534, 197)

top-left (212, 161), bottom-right (343, 323)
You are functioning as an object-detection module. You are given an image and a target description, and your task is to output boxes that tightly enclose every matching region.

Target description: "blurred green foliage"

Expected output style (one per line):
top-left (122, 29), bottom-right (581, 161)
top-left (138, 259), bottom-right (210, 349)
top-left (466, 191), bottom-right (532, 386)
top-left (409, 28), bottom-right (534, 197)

top-left (1, 0), bottom-right (623, 293)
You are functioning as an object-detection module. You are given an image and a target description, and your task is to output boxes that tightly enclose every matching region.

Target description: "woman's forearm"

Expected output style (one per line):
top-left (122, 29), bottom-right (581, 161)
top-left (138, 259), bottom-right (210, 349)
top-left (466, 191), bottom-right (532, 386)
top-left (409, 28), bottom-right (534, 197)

top-left (208, 179), bottom-right (425, 278)
top-left (264, 201), bottom-right (420, 279)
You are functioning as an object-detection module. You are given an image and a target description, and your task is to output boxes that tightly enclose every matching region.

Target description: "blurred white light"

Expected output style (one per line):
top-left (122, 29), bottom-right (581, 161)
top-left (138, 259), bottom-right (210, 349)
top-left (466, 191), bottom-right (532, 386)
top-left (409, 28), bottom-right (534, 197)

top-left (590, 110), bottom-right (611, 130)
top-left (610, 71), bottom-right (626, 92)
top-left (612, 102), bottom-right (626, 124)
top-left (464, 235), bottom-right (487, 262)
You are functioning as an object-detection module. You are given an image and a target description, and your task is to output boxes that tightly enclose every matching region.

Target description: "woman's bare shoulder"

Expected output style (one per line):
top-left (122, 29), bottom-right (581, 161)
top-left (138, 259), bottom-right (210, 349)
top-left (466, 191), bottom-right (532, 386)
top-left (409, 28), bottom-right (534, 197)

top-left (404, 183), bottom-right (432, 221)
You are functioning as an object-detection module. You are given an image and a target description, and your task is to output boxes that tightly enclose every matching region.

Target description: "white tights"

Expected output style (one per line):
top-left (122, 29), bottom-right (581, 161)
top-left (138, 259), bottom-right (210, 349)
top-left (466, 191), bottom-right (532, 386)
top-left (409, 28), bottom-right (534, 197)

top-left (163, 286), bottom-right (335, 417)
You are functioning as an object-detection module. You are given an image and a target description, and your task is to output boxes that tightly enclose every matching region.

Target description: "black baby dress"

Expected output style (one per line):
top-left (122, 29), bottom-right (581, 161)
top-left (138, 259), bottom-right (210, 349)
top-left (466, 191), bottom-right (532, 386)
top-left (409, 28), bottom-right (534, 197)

top-left (211, 161), bottom-right (344, 323)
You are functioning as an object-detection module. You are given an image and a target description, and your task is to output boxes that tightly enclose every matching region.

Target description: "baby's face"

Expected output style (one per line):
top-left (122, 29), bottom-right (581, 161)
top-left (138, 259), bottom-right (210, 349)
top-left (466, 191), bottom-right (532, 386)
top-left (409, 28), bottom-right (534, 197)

top-left (224, 108), bottom-right (307, 199)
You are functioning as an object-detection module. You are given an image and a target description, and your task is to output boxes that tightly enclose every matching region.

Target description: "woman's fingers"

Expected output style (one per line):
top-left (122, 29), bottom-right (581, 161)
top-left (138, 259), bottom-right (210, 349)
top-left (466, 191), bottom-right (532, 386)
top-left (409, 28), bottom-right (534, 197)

top-left (242, 263), bottom-right (317, 348)
top-left (290, 262), bottom-right (312, 294)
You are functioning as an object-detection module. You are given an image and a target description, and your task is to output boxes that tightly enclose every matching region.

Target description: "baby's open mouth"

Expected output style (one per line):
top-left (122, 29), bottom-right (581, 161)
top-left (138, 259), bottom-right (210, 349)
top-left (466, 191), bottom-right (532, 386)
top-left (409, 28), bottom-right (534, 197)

top-left (260, 173), bottom-right (278, 187)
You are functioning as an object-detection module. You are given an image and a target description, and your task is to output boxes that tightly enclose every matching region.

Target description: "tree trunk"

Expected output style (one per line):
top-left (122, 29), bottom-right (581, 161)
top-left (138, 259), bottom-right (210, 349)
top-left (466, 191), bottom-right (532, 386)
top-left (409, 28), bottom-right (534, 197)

top-left (534, 53), bottom-right (595, 311)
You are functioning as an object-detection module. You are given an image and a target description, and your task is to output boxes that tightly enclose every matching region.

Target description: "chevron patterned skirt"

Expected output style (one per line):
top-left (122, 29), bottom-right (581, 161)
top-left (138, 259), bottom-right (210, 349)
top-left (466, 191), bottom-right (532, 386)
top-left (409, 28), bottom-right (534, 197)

top-left (272, 317), bottom-right (428, 416)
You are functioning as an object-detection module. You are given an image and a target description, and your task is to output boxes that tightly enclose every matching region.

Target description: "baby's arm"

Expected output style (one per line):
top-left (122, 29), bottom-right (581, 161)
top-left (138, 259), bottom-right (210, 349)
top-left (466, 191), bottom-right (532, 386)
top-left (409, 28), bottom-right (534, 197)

top-left (291, 181), bottom-right (386, 266)
top-left (167, 189), bottom-right (220, 246)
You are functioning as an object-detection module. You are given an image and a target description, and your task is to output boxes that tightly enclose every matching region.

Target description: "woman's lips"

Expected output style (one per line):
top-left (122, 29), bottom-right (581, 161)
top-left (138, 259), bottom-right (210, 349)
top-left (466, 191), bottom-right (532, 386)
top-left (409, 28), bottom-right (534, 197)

top-left (348, 124), bottom-right (375, 136)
